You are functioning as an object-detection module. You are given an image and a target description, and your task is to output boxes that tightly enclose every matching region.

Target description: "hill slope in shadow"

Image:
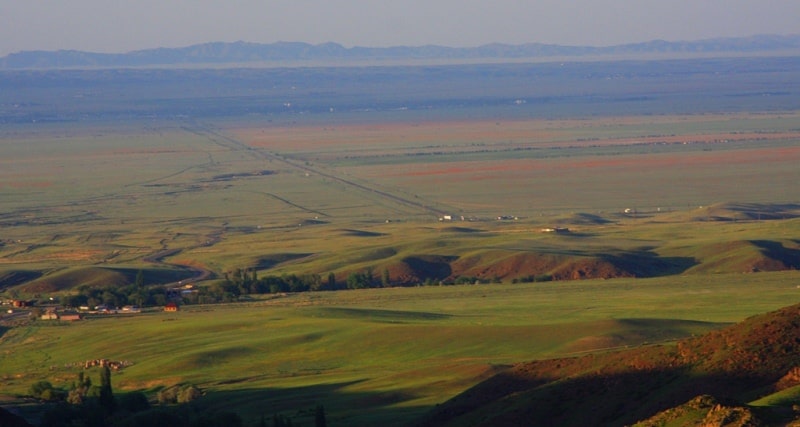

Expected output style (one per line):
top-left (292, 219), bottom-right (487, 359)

top-left (414, 303), bottom-right (800, 426)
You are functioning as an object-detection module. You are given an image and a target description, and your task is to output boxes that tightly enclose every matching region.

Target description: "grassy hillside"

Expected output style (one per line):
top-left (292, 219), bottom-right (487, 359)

top-left (172, 211), bottom-right (800, 286)
top-left (2, 272), bottom-right (799, 426)
top-left (415, 301), bottom-right (800, 426)
top-left (2, 111), bottom-right (800, 294)
top-left (13, 266), bottom-right (193, 294)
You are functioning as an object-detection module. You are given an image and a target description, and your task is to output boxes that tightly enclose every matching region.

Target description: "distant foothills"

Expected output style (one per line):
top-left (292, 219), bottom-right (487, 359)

top-left (2, 34), bottom-right (800, 69)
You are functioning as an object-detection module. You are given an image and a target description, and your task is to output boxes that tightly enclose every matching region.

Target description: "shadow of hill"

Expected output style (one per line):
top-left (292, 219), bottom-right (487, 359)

top-left (750, 240), bottom-right (800, 270)
top-left (18, 380), bottom-right (429, 427)
top-left (560, 318), bottom-right (730, 354)
top-left (97, 266), bottom-right (196, 285)
top-left (0, 406), bottom-right (33, 427)
top-left (602, 250), bottom-right (698, 277)
top-left (190, 380), bottom-right (429, 427)
top-left (315, 307), bottom-right (452, 322)
top-left (440, 226), bottom-right (485, 233)
top-left (397, 255), bottom-right (455, 282)
top-left (0, 270), bottom-right (43, 290)
top-left (461, 368), bottom-right (780, 426)
top-left (254, 253), bottom-right (314, 269)
top-left (338, 229), bottom-right (389, 237)
top-left (415, 303), bottom-right (800, 426)
top-left (19, 266), bottom-right (196, 293)
top-left (553, 212), bottom-right (613, 225)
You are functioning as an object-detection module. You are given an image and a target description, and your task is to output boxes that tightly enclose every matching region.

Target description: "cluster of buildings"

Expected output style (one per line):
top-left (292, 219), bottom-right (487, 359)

top-left (1, 299), bottom-right (179, 321)
top-left (39, 308), bottom-right (82, 322)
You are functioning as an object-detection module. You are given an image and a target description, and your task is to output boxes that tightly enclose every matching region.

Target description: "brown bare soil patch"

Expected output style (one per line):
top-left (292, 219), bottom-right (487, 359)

top-left (387, 255), bottom-right (456, 284)
top-left (384, 251), bottom-right (640, 285)
top-left (450, 252), bottom-right (634, 282)
top-left (450, 252), bottom-right (561, 280)
top-left (551, 258), bottom-right (631, 280)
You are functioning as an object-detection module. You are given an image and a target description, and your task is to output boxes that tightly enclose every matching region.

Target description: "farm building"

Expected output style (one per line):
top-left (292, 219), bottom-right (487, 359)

top-left (60, 313), bottom-right (82, 322)
top-left (40, 309), bottom-right (82, 321)
top-left (41, 310), bottom-right (59, 320)
top-left (164, 302), bottom-right (180, 312)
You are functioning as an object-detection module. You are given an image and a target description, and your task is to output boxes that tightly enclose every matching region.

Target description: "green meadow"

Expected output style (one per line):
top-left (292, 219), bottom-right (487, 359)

top-left (2, 112), bottom-right (799, 281)
top-left (2, 272), bottom-right (800, 425)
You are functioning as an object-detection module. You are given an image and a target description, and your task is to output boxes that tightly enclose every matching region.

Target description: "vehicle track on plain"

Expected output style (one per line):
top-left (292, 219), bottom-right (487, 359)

top-left (186, 122), bottom-right (451, 217)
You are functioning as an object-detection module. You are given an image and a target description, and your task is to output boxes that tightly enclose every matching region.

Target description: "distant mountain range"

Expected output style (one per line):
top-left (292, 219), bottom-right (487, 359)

top-left (2, 34), bottom-right (800, 69)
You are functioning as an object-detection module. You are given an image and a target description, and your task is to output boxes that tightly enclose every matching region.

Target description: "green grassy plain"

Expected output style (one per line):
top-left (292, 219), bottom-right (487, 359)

top-left (2, 272), bottom-right (799, 425)
top-left (2, 61), bottom-right (800, 425)
top-left (2, 112), bottom-right (799, 284)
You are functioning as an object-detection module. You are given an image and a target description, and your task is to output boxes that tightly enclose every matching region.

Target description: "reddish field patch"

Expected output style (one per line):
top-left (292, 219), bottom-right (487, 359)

top-left (363, 145), bottom-right (800, 183)
top-left (0, 181), bottom-right (54, 189)
top-left (229, 114), bottom-right (800, 154)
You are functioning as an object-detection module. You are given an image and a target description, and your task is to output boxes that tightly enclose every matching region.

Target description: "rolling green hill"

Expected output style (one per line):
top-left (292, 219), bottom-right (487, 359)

top-left (415, 302), bottom-right (800, 426)
top-left (12, 266), bottom-right (193, 294)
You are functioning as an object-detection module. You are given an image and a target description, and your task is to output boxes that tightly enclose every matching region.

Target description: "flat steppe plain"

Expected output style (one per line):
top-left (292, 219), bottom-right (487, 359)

top-left (2, 57), bottom-right (800, 425)
top-left (2, 112), bottom-right (799, 279)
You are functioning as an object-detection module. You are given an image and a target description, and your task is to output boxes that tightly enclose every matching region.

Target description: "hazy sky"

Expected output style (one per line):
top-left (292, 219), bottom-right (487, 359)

top-left (1, 0), bottom-right (798, 57)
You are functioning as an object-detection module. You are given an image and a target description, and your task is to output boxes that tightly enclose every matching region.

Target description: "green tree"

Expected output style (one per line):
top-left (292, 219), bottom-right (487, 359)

top-left (381, 268), bottom-right (391, 287)
top-left (157, 386), bottom-right (178, 404)
top-left (304, 273), bottom-right (322, 291)
top-left (101, 290), bottom-right (120, 308)
top-left (346, 272), bottom-right (364, 289)
top-left (135, 269), bottom-right (144, 288)
top-left (67, 388), bottom-right (84, 405)
top-left (365, 266), bottom-right (375, 287)
top-left (63, 294), bottom-right (87, 308)
top-left (176, 384), bottom-right (202, 403)
top-left (29, 380), bottom-right (54, 399)
top-left (327, 272), bottom-right (336, 290)
top-left (346, 270), bottom-right (375, 289)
